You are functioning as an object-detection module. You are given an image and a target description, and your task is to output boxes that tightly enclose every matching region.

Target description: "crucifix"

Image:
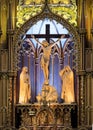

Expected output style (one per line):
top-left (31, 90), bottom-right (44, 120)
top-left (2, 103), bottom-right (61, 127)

top-left (26, 24), bottom-right (70, 85)
top-left (26, 24), bottom-right (70, 43)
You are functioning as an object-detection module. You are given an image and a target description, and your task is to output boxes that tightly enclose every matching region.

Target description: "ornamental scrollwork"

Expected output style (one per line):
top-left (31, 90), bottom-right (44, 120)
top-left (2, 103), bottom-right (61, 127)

top-left (17, 0), bottom-right (77, 28)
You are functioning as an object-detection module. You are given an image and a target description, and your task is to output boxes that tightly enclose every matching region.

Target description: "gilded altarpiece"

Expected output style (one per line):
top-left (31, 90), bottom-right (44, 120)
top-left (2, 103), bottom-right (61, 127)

top-left (0, 0), bottom-right (93, 130)
top-left (14, 1), bottom-right (79, 129)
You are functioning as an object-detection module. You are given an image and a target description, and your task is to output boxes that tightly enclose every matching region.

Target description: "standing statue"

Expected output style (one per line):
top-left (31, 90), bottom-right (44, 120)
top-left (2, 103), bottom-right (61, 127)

top-left (59, 65), bottom-right (75, 103)
top-left (19, 66), bottom-right (31, 104)
top-left (26, 35), bottom-right (64, 85)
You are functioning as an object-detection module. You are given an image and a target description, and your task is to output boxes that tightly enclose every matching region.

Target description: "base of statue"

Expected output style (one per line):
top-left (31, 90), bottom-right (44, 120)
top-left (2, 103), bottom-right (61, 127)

top-left (36, 83), bottom-right (58, 104)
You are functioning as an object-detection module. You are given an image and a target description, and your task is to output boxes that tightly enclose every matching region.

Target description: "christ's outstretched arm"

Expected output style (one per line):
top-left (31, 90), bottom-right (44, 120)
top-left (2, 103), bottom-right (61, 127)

top-left (50, 34), bottom-right (65, 48)
top-left (31, 35), bottom-right (44, 47)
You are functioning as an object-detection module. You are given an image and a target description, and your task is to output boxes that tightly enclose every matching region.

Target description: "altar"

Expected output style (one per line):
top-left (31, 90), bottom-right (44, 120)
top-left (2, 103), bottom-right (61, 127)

top-left (15, 3), bottom-right (78, 129)
top-left (0, 0), bottom-right (92, 129)
top-left (15, 103), bottom-right (77, 129)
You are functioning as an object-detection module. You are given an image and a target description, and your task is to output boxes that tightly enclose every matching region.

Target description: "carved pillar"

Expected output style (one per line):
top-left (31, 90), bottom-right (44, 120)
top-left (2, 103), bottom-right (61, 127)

top-left (79, 28), bottom-right (86, 69)
top-left (90, 73), bottom-right (93, 125)
top-left (85, 74), bottom-right (91, 126)
top-left (0, 1), bottom-right (2, 43)
top-left (78, 0), bottom-right (87, 70)
top-left (78, 71), bottom-right (86, 126)
top-left (0, 73), bottom-right (9, 127)
top-left (91, 0), bottom-right (93, 69)
top-left (6, 72), bottom-right (16, 127)
top-left (7, 29), bottom-right (15, 71)
top-left (68, 52), bottom-right (70, 66)
top-left (59, 57), bottom-right (63, 70)
top-left (7, 76), bottom-right (12, 126)
top-left (2, 75), bottom-right (6, 124)
top-left (0, 0), bottom-right (6, 48)
top-left (35, 58), bottom-right (40, 101)
top-left (7, 0), bottom-right (15, 71)
top-left (0, 75), bottom-right (4, 126)
top-left (90, 0), bottom-right (93, 126)
top-left (13, 72), bottom-right (17, 126)
top-left (77, 0), bottom-right (87, 127)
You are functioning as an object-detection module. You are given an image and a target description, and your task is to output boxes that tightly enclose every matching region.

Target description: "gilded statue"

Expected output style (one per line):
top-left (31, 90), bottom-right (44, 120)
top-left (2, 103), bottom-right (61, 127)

top-left (36, 84), bottom-right (58, 103)
top-left (59, 65), bottom-right (75, 103)
top-left (26, 35), bottom-right (64, 85)
top-left (19, 66), bottom-right (31, 104)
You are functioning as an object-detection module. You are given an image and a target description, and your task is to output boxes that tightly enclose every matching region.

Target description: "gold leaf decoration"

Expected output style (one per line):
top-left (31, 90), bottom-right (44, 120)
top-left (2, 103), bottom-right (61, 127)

top-left (16, 0), bottom-right (77, 28)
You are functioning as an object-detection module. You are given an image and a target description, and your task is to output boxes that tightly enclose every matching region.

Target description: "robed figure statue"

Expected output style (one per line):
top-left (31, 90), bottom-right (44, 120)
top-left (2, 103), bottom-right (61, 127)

top-left (19, 66), bottom-right (31, 104)
top-left (59, 65), bottom-right (75, 103)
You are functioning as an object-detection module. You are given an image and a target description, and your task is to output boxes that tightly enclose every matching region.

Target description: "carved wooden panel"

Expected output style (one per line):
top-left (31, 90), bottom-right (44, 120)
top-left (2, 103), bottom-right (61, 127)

top-left (15, 103), bottom-right (77, 129)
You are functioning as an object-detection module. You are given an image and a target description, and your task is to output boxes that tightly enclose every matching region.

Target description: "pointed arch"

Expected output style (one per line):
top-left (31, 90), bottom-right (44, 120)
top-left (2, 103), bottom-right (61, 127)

top-left (14, 3), bottom-right (80, 72)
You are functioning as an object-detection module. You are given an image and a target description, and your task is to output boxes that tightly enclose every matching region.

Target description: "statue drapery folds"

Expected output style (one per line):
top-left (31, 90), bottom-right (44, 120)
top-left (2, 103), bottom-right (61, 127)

top-left (19, 66), bottom-right (31, 104)
top-left (59, 65), bottom-right (75, 103)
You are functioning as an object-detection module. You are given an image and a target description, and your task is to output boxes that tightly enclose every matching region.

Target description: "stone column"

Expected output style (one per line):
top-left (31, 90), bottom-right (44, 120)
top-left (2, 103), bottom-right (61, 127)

top-left (59, 57), bottom-right (64, 70)
top-left (78, 71), bottom-right (86, 125)
top-left (90, 73), bottom-right (93, 126)
top-left (85, 74), bottom-right (91, 126)
top-left (35, 58), bottom-right (39, 101)
top-left (0, 1), bottom-right (2, 48)
top-left (90, 0), bottom-right (93, 126)
top-left (6, 72), bottom-right (15, 127)
top-left (7, 76), bottom-right (12, 126)
top-left (7, 0), bottom-right (15, 71)
top-left (78, 0), bottom-right (87, 126)
top-left (13, 72), bottom-right (17, 126)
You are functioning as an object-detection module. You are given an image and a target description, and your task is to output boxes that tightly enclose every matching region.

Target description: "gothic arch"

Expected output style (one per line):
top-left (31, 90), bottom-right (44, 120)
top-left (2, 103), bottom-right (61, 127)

top-left (36, 106), bottom-right (56, 125)
top-left (13, 2), bottom-right (82, 129)
top-left (14, 3), bottom-right (80, 72)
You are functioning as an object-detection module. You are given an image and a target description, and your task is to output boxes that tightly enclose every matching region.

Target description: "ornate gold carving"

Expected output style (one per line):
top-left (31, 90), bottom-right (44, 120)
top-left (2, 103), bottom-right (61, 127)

top-left (36, 109), bottom-right (54, 125)
top-left (49, 0), bottom-right (70, 4)
top-left (79, 126), bottom-right (88, 130)
top-left (16, 0), bottom-right (77, 27)
top-left (0, 73), bottom-right (8, 79)
top-left (19, 0), bottom-right (45, 5)
top-left (14, 3), bottom-right (80, 72)
top-left (7, 29), bottom-right (15, 35)
top-left (3, 128), bottom-right (12, 130)
top-left (13, 1), bottom-right (81, 129)
top-left (78, 28), bottom-right (87, 34)
top-left (19, 127), bottom-right (27, 130)
top-left (16, 103), bottom-right (76, 128)
top-left (79, 75), bottom-right (86, 125)
top-left (85, 48), bottom-right (92, 70)
top-left (0, 1), bottom-right (7, 11)
top-left (63, 127), bottom-right (72, 130)
top-left (16, 5), bottom-right (43, 28)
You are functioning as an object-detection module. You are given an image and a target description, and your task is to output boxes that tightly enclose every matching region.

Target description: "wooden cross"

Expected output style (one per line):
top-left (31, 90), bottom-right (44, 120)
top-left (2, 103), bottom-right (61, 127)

top-left (26, 24), bottom-right (70, 43)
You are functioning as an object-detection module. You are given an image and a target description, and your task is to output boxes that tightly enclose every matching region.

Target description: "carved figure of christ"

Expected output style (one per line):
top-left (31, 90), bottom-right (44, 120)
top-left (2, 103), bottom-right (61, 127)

top-left (26, 35), bottom-right (65, 84)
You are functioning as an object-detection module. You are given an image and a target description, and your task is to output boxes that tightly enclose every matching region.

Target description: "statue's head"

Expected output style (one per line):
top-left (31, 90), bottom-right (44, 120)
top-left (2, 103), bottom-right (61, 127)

top-left (59, 65), bottom-right (71, 77)
top-left (42, 40), bottom-right (49, 47)
top-left (22, 66), bottom-right (28, 73)
top-left (65, 65), bottom-right (71, 72)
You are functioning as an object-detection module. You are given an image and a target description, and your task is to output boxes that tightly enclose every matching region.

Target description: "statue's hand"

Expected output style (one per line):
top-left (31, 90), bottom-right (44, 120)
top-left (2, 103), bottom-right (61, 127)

top-left (31, 34), bottom-right (35, 38)
top-left (61, 34), bottom-right (65, 38)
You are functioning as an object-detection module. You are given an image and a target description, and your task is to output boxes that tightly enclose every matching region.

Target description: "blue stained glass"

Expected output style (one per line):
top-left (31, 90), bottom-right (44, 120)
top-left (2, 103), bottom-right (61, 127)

top-left (26, 18), bottom-right (69, 46)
